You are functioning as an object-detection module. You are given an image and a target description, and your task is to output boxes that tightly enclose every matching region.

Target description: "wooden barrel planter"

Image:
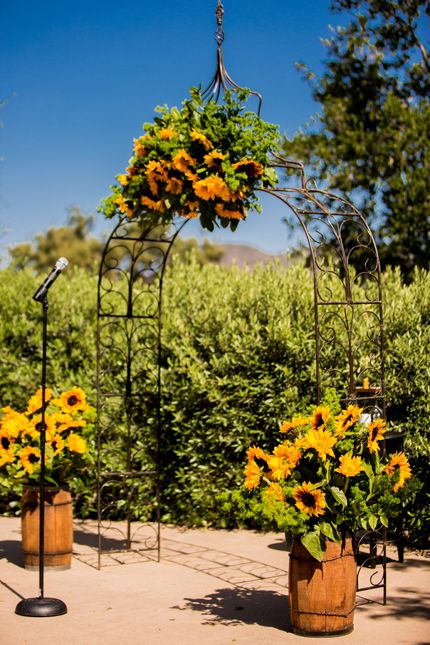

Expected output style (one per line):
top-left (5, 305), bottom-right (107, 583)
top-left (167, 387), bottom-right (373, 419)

top-left (21, 486), bottom-right (73, 570)
top-left (289, 535), bottom-right (356, 636)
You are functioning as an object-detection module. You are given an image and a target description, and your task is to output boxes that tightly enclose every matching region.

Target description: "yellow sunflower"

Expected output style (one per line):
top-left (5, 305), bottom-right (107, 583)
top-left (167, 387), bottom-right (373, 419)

top-left (231, 159), bottom-right (264, 178)
top-left (334, 404), bottom-right (363, 436)
top-left (1, 409), bottom-right (29, 438)
top-left (20, 446), bottom-right (41, 475)
top-left (26, 388), bottom-right (54, 415)
top-left (367, 418), bottom-right (386, 453)
top-left (190, 129), bottom-right (213, 151)
top-left (66, 433), bottom-right (87, 454)
top-left (116, 174), bottom-right (128, 186)
top-left (165, 176), bottom-right (183, 195)
top-left (310, 406), bottom-right (331, 431)
top-left (193, 176), bottom-right (231, 201)
top-left (215, 203), bottom-right (245, 220)
top-left (335, 451), bottom-right (363, 477)
top-left (302, 427), bottom-right (336, 461)
top-left (292, 482), bottom-right (326, 517)
top-left (244, 459), bottom-right (261, 490)
top-left (115, 195), bottom-right (133, 218)
top-left (384, 451), bottom-right (412, 492)
top-left (57, 388), bottom-right (89, 414)
top-left (159, 128), bottom-right (176, 140)
top-left (267, 442), bottom-right (301, 480)
top-left (133, 137), bottom-right (148, 157)
top-left (25, 414), bottom-right (57, 441)
top-left (145, 160), bottom-right (168, 196)
top-left (172, 149), bottom-right (196, 173)
top-left (279, 416), bottom-right (308, 434)
top-left (179, 201), bottom-right (199, 219)
top-left (0, 447), bottom-right (16, 467)
top-left (203, 151), bottom-right (227, 168)
top-left (246, 445), bottom-right (266, 462)
top-left (140, 195), bottom-right (166, 213)
top-left (49, 434), bottom-right (65, 456)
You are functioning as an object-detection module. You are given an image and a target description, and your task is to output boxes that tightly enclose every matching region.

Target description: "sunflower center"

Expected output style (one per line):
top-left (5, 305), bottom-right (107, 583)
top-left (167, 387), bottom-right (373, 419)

top-left (344, 414), bottom-right (352, 425)
top-left (35, 422), bottom-right (45, 432)
top-left (28, 453), bottom-right (40, 464)
top-left (371, 428), bottom-right (379, 441)
top-left (67, 396), bottom-right (78, 406)
top-left (1, 436), bottom-right (10, 449)
top-left (315, 415), bottom-right (324, 428)
top-left (301, 492), bottom-right (316, 508)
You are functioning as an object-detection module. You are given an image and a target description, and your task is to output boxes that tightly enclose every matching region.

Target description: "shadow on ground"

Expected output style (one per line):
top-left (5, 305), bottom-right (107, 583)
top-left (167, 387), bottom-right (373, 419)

top-left (173, 586), bottom-right (291, 632)
top-left (0, 540), bottom-right (23, 567)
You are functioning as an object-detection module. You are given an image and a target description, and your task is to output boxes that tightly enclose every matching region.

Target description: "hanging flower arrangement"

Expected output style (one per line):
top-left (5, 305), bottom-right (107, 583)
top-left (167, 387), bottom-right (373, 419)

top-left (0, 387), bottom-right (95, 488)
top-left (245, 392), bottom-right (415, 561)
top-left (99, 88), bottom-right (280, 232)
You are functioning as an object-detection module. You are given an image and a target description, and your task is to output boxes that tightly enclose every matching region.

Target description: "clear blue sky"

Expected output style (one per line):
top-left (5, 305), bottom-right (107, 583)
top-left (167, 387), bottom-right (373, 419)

top-left (1, 0), bottom-right (341, 260)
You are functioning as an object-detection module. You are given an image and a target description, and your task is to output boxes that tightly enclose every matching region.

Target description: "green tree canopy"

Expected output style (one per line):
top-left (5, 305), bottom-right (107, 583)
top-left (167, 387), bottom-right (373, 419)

top-left (9, 206), bottom-right (104, 272)
top-left (282, 0), bottom-right (430, 276)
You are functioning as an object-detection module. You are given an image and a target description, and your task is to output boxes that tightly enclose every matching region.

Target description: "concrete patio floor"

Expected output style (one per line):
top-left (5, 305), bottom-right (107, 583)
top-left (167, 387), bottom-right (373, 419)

top-left (0, 517), bottom-right (429, 645)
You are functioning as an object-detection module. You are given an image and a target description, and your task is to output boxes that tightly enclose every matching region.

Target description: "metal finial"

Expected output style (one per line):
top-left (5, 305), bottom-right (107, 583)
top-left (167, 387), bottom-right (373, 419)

top-left (215, 0), bottom-right (225, 46)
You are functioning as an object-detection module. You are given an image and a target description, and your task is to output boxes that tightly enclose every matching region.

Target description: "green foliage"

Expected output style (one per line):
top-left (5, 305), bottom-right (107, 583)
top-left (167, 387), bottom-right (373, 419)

top-left (0, 257), bottom-right (429, 546)
top-left (283, 0), bottom-right (430, 277)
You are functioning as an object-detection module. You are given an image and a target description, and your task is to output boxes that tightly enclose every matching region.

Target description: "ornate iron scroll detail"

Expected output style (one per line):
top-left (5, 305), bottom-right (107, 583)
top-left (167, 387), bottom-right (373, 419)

top-left (260, 169), bottom-right (386, 418)
top-left (96, 216), bottom-right (188, 568)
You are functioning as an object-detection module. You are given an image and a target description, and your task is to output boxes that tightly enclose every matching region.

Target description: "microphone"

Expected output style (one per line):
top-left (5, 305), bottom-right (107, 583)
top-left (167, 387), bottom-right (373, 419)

top-left (33, 257), bottom-right (69, 302)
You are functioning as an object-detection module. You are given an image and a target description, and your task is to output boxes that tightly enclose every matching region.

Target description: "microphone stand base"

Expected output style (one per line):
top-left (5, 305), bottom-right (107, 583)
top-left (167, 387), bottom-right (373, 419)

top-left (15, 597), bottom-right (67, 617)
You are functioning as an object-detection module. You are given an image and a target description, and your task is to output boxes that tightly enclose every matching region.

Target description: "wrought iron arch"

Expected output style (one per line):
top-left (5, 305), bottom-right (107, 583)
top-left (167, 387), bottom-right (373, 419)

top-left (95, 1), bottom-right (386, 579)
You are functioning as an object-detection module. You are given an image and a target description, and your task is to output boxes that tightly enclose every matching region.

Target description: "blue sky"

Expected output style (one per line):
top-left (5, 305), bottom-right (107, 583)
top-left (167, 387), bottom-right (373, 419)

top-left (1, 0), bottom-right (341, 259)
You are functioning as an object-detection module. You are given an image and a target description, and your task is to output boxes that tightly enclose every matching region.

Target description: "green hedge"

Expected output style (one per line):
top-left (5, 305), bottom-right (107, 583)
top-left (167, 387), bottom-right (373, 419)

top-left (0, 259), bottom-right (429, 544)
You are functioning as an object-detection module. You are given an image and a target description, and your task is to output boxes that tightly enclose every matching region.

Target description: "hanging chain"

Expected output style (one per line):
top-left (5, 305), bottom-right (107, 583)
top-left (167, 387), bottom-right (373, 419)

top-left (214, 0), bottom-right (225, 46)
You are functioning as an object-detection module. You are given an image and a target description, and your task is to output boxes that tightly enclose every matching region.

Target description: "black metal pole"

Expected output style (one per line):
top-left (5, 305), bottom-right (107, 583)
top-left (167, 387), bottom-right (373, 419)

top-left (15, 296), bottom-right (67, 617)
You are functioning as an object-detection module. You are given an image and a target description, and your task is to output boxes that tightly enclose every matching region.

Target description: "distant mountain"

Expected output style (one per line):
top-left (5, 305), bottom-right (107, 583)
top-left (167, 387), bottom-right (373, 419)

top-left (216, 243), bottom-right (291, 268)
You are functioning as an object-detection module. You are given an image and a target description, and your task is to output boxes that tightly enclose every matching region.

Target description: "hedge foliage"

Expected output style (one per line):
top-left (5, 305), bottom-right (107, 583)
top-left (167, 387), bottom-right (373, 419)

top-left (0, 258), bottom-right (429, 544)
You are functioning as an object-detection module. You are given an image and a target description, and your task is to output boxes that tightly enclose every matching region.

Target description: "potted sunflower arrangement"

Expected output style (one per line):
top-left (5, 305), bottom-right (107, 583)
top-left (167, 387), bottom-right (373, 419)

top-left (245, 393), bottom-right (414, 636)
top-left (99, 87), bottom-right (280, 232)
top-left (0, 387), bottom-right (95, 569)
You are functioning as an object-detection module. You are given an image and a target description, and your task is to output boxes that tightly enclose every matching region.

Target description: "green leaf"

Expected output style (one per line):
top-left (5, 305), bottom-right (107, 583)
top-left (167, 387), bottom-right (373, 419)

top-left (301, 531), bottom-right (324, 562)
top-left (368, 514), bottom-right (378, 531)
top-left (330, 486), bottom-right (347, 508)
top-left (320, 522), bottom-right (340, 543)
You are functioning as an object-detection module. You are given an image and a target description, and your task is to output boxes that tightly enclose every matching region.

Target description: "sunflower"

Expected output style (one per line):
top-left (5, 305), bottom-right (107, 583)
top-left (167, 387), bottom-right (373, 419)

top-left (165, 176), bottom-right (183, 195)
top-left (279, 416), bottom-right (308, 434)
top-left (67, 433), bottom-right (87, 454)
top-left (335, 451), bottom-right (363, 477)
top-left (145, 160), bottom-right (168, 196)
top-left (302, 427), bottom-right (336, 461)
top-left (215, 203), bottom-right (245, 220)
top-left (246, 446), bottom-right (266, 462)
top-left (25, 414), bottom-right (57, 441)
top-left (384, 451), bottom-right (412, 492)
top-left (193, 176), bottom-right (231, 201)
top-left (116, 174), bottom-right (128, 186)
top-left (26, 388), bottom-right (54, 415)
top-left (0, 447), bottom-right (16, 467)
top-left (140, 195), bottom-right (166, 213)
top-left (309, 406), bottom-right (331, 431)
top-left (265, 482), bottom-right (285, 502)
top-left (115, 195), bottom-right (133, 218)
top-left (203, 151), bottom-right (227, 168)
top-left (133, 137), bottom-right (148, 157)
top-left (367, 418), bottom-right (386, 453)
top-left (292, 482), bottom-right (326, 517)
top-left (334, 404), bottom-right (362, 436)
top-left (244, 459), bottom-right (261, 490)
top-left (172, 149), bottom-right (196, 173)
top-left (231, 159), bottom-right (264, 178)
top-left (1, 409), bottom-right (29, 438)
top-left (190, 129), bottom-right (213, 151)
top-left (159, 128), bottom-right (176, 141)
top-left (267, 442), bottom-right (301, 480)
top-left (49, 434), bottom-right (65, 456)
top-left (57, 388), bottom-right (89, 414)
top-left (180, 201), bottom-right (199, 219)
top-left (20, 446), bottom-right (42, 475)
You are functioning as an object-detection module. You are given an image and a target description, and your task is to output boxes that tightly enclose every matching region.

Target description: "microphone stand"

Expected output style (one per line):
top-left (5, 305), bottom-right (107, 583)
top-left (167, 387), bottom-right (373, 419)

top-left (15, 296), bottom-right (67, 617)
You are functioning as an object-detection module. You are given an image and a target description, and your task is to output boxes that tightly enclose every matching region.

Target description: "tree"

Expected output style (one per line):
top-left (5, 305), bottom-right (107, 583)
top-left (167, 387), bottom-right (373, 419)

top-left (9, 206), bottom-right (104, 272)
top-left (282, 0), bottom-right (430, 276)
